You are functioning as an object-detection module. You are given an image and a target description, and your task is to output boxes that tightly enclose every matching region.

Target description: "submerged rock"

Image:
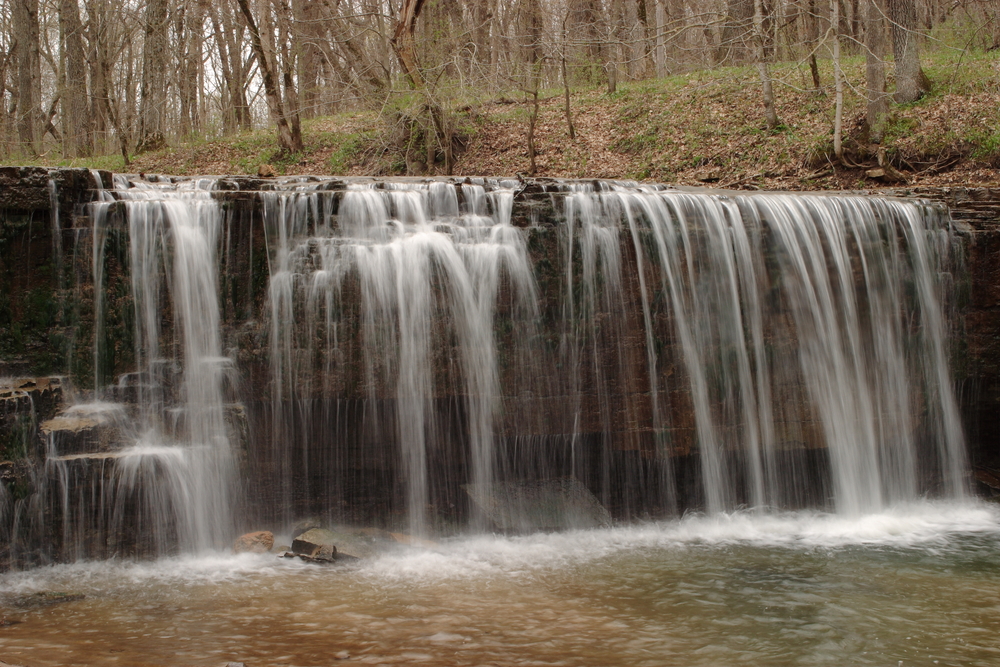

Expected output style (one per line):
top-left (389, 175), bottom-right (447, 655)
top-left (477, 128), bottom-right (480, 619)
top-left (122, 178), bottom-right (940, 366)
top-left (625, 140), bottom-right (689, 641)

top-left (389, 532), bottom-right (440, 550)
top-left (233, 531), bottom-right (274, 554)
top-left (463, 477), bottom-right (612, 532)
top-left (4, 591), bottom-right (85, 609)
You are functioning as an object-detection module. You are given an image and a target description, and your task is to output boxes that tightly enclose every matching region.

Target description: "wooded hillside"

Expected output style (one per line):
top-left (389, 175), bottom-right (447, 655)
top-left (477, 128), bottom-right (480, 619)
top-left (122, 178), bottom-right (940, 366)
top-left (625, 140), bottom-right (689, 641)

top-left (0, 0), bottom-right (997, 183)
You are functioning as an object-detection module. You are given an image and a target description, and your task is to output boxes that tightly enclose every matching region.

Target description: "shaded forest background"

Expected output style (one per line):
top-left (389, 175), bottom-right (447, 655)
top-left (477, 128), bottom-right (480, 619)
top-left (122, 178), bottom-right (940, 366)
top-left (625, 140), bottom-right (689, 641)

top-left (0, 0), bottom-right (998, 185)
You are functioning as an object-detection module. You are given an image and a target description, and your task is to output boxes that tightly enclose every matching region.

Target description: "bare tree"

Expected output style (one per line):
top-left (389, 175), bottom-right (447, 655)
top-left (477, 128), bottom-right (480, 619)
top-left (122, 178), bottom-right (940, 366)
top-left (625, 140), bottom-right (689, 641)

top-left (138, 0), bottom-right (168, 151)
top-left (58, 0), bottom-right (91, 156)
top-left (888, 0), bottom-right (930, 103)
top-left (753, 0), bottom-right (780, 130)
top-left (831, 0), bottom-right (845, 161)
top-left (12, 0), bottom-right (43, 154)
top-left (392, 0), bottom-right (428, 89)
top-left (235, 0), bottom-right (302, 154)
top-left (863, 0), bottom-right (888, 143)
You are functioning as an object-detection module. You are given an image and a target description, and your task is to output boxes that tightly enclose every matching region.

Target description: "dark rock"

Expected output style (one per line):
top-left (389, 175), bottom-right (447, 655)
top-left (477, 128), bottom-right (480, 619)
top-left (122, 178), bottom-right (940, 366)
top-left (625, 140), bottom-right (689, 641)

top-left (233, 531), bottom-right (274, 554)
top-left (291, 528), bottom-right (337, 559)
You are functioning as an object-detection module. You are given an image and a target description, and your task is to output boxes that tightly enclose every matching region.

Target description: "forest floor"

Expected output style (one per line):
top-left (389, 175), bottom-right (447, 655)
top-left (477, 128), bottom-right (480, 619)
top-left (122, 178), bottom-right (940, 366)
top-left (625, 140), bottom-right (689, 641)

top-left (17, 50), bottom-right (1000, 191)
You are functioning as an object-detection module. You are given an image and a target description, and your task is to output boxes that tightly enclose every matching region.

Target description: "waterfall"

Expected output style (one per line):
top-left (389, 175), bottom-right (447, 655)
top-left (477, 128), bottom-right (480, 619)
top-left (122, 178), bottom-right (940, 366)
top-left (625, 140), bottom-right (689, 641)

top-left (261, 179), bottom-right (965, 528)
top-left (603, 187), bottom-right (966, 514)
top-left (265, 179), bottom-right (536, 535)
top-left (26, 177), bottom-right (968, 562)
top-left (44, 177), bottom-right (238, 556)
top-left (114, 178), bottom-right (236, 551)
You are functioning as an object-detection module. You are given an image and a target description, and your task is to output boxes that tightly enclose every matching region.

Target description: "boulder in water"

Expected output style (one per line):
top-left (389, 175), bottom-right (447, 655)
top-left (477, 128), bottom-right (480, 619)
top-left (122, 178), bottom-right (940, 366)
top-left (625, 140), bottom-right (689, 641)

top-left (291, 528), bottom-right (338, 561)
top-left (290, 517), bottom-right (321, 540)
top-left (233, 531), bottom-right (274, 554)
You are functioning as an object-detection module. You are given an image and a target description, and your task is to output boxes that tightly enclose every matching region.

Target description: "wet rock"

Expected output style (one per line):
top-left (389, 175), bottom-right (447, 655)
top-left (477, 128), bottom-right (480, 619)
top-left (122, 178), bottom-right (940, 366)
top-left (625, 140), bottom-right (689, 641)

top-left (233, 531), bottom-right (274, 554)
top-left (335, 651), bottom-right (350, 660)
top-left (0, 378), bottom-right (63, 423)
top-left (974, 468), bottom-right (1000, 496)
top-left (463, 477), bottom-right (612, 532)
top-left (291, 528), bottom-right (337, 559)
top-left (39, 403), bottom-right (128, 456)
top-left (290, 517), bottom-right (321, 540)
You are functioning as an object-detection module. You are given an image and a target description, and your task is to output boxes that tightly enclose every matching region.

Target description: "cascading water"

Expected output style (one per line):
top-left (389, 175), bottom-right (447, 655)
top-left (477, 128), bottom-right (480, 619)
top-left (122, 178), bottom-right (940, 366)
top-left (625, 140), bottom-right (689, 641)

top-left (44, 176), bottom-right (237, 557)
top-left (261, 178), bottom-right (966, 531)
top-left (265, 179), bottom-right (537, 535)
top-left (26, 176), bottom-right (970, 562)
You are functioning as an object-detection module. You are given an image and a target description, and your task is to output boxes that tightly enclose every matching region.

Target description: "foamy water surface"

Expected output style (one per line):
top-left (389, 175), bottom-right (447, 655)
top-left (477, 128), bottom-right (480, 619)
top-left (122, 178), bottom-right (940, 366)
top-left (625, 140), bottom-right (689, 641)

top-left (1, 501), bottom-right (998, 666)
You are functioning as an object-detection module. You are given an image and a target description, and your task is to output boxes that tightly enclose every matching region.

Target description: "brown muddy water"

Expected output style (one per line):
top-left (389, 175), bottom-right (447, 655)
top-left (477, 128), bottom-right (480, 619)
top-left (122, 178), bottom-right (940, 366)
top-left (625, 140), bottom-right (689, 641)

top-left (1, 501), bottom-right (998, 667)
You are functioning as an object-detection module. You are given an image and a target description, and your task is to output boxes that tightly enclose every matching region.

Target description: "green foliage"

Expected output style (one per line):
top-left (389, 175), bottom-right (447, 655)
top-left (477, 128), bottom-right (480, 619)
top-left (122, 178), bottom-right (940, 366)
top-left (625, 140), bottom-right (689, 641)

top-left (969, 128), bottom-right (1000, 164)
top-left (327, 133), bottom-right (372, 174)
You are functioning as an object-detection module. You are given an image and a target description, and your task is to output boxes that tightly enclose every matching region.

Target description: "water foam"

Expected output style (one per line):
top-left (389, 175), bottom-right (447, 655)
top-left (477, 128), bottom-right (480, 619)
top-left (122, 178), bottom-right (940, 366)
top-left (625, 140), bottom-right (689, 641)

top-left (3, 501), bottom-right (995, 593)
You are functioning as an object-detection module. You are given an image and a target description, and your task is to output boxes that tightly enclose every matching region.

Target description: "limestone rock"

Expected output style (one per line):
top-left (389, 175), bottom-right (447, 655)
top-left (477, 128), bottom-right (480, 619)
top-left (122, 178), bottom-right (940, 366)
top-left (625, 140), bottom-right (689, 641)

top-left (40, 403), bottom-right (128, 456)
top-left (290, 517), bottom-right (321, 540)
top-left (233, 531), bottom-right (274, 554)
top-left (291, 528), bottom-right (337, 560)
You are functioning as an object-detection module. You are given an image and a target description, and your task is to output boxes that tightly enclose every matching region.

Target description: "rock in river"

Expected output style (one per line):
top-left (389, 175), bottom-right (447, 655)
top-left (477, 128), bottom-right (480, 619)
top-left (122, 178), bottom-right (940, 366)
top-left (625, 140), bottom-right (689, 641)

top-left (290, 528), bottom-right (337, 561)
top-left (233, 531), bottom-right (274, 554)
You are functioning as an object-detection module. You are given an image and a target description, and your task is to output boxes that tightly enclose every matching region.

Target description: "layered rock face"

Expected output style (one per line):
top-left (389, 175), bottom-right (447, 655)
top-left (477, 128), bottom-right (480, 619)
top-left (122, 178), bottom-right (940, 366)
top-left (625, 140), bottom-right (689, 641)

top-left (0, 170), bottom-right (997, 563)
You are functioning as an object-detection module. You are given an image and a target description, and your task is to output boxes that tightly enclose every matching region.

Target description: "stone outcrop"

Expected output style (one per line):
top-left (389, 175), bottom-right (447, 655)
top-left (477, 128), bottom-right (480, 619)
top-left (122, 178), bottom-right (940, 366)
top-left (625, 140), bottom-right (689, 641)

top-left (39, 403), bottom-right (128, 456)
top-left (233, 531), bottom-right (275, 554)
top-left (290, 528), bottom-right (338, 561)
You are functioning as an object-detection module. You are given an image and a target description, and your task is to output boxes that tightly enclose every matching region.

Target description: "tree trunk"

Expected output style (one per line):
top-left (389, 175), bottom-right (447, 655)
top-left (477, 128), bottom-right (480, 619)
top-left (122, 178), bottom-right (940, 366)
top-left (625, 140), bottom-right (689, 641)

top-left (654, 0), bottom-right (667, 77)
top-left (562, 46), bottom-right (576, 140)
top-left (753, 0), bottom-right (779, 130)
top-left (863, 0), bottom-right (888, 143)
top-left (720, 0), bottom-right (754, 63)
top-left (235, 0), bottom-right (302, 153)
top-left (13, 0), bottom-right (42, 155)
top-left (391, 0), bottom-right (428, 89)
top-left (59, 0), bottom-right (92, 157)
top-left (84, 0), bottom-right (111, 148)
top-left (832, 0), bottom-right (844, 161)
top-left (275, 0), bottom-right (303, 151)
top-left (138, 0), bottom-right (169, 151)
top-left (888, 0), bottom-right (930, 103)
